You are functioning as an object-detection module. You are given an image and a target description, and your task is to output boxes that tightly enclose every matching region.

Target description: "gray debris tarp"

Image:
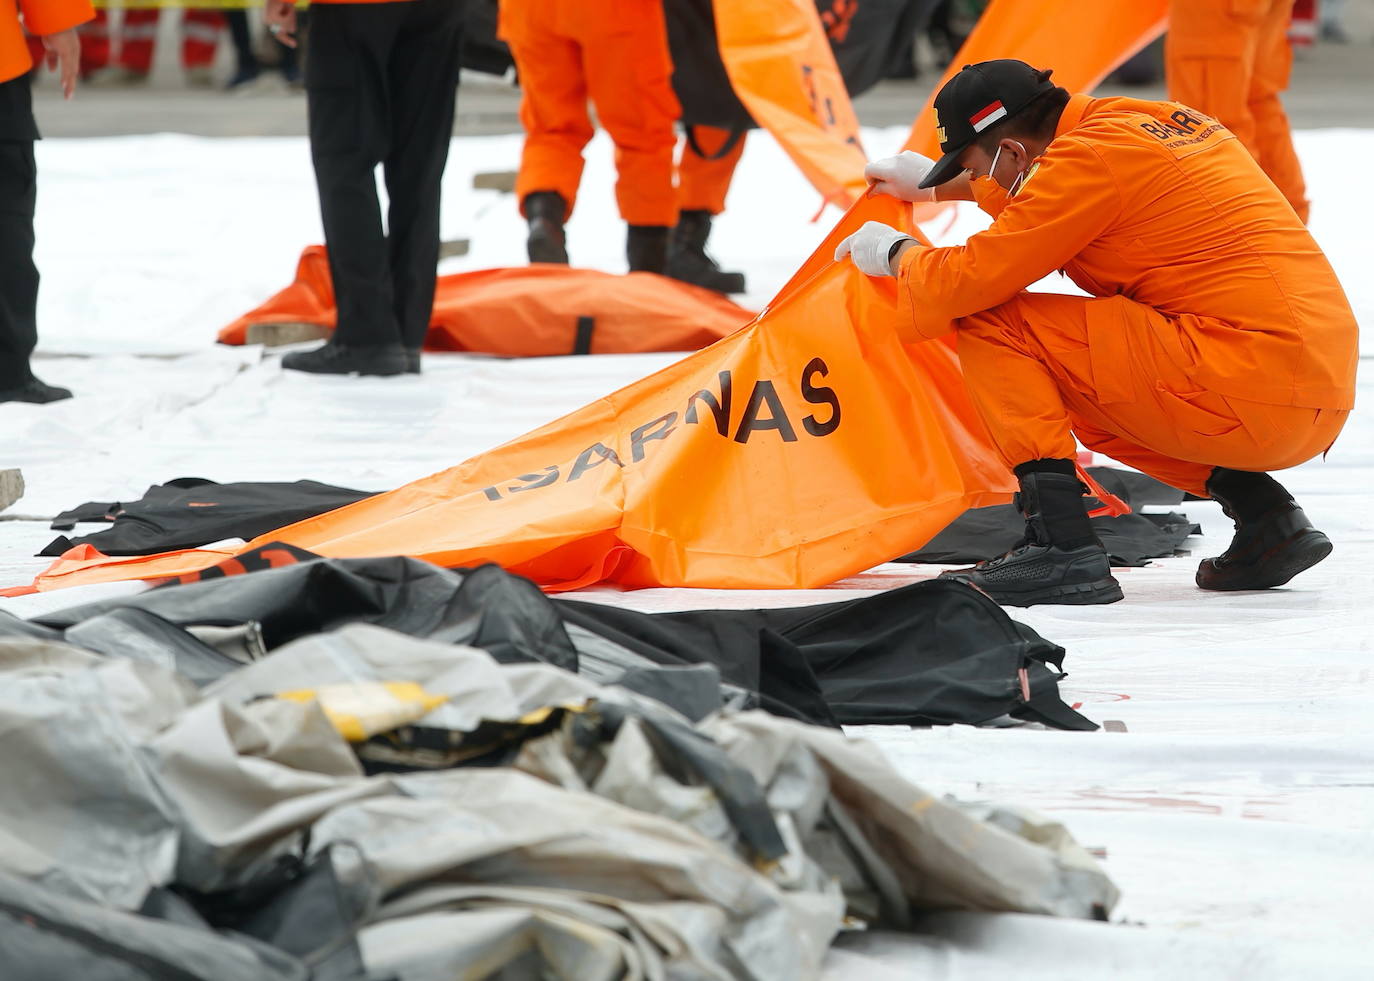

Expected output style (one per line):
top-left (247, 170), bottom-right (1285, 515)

top-left (0, 623), bottom-right (1118, 980)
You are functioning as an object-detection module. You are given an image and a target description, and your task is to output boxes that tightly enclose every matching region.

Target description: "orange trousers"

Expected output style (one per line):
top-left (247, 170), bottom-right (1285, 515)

top-left (678, 125), bottom-right (745, 215)
top-left (500, 0), bottom-right (680, 227)
top-left (956, 292), bottom-right (1348, 495)
top-left (1166, 0), bottom-right (1309, 222)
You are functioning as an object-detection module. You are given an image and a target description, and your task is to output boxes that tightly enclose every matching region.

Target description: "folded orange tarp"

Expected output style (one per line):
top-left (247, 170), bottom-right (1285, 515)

top-left (219, 248), bottom-right (755, 356)
top-left (903, 0), bottom-right (1169, 157)
top-left (20, 195), bottom-right (1021, 595)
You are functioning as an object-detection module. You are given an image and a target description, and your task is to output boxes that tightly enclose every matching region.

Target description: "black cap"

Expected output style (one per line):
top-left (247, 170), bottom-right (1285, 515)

top-left (918, 59), bottom-right (1056, 189)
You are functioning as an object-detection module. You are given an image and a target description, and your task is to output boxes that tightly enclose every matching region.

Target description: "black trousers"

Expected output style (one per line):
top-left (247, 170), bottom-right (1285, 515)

top-left (0, 72), bottom-right (40, 390)
top-left (306, 0), bottom-right (464, 350)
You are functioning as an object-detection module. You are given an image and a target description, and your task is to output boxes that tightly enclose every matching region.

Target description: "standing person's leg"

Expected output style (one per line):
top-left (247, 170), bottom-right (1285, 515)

top-left (580, 0), bottom-right (680, 272)
top-left (1248, 0), bottom-right (1309, 221)
top-left (669, 125), bottom-right (747, 293)
top-left (1166, 0), bottom-right (1262, 151)
top-left (500, 0), bottom-right (593, 264)
top-left (383, 0), bottom-right (464, 369)
top-left (283, 2), bottom-right (407, 375)
top-left (224, 9), bottom-right (260, 89)
top-left (676, 125), bottom-right (744, 217)
top-left (0, 74), bottom-right (69, 403)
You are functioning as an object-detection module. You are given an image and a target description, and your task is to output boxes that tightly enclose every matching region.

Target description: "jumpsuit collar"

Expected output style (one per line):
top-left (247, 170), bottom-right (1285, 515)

top-left (1054, 93), bottom-right (1094, 140)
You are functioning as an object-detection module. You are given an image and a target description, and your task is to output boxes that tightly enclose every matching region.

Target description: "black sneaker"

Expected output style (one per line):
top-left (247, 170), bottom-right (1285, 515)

top-left (1196, 501), bottom-right (1331, 590)
top-left (0, 378), bottom-right (73, 404)
top-left (280, 342), bottom-right (407, 377)
top-left (405, 349), bottom-right (421, 374)
top-left (939, 541), bottom-right (1124, 607)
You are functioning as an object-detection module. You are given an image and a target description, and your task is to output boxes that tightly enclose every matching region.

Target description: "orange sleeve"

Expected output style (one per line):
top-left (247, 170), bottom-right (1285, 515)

top-left (18, 0), bottom-right (93, 36)
top-left (897, 137), bottom-right (1123, 341)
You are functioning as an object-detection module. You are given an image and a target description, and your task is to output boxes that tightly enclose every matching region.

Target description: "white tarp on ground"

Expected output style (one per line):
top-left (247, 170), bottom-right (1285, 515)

top-left (1, 128), bottom-right (1371, 976)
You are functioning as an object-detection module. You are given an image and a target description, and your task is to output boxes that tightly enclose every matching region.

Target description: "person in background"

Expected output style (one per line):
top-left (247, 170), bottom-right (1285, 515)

top-left (499, 0), bottom-right (680, 277)
top-left (500, 0), bottom-right (746, 293)
top-left (264, 0), bottom-right (463, 376)
top-left (227, 4), bottom-right (304, 91)
top-left (1166, 0), bottom-right (1308, 222)
top-left (223, 6), bottom-right (260, 90)
top-left (2, 0), bottom-right (92, 404)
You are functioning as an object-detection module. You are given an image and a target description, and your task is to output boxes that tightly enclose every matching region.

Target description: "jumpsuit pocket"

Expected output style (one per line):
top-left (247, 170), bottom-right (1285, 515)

top-left (1227, 0), bottom-right (1270, 23)
top-left (1084, 295), bottom-right (1139, 405)
top-left (1154, 385), bottom-right (1242, 438)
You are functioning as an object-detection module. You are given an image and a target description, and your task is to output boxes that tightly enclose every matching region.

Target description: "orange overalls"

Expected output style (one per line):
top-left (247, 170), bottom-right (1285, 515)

top-left (499, 0), bottom-right (682, 227)
top-left (897, 94), bottom-right (1356, 496)
top-left (3, 0), bottom-right (93, 82)
top-left (678, 123), bottom-right (745, 216)
top-left (1166, 0), bottom-right (1308, 222)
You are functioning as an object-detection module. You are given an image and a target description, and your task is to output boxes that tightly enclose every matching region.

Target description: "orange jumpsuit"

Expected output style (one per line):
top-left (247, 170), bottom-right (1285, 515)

top-left (2, 0), bottom-right (93, 82)
top-left (678, 124), bottom-right (745, 216)
top-left (1166, 0), bottom-right (1308, 222)
top-left (897, 94), bottom-right (1356, 496)
top-left (499, 0), bottom-right (680, 227)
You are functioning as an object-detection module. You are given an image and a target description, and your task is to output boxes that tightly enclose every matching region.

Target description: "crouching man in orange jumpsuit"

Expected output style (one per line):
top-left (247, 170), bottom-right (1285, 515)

top-left (836, 60), bottom-right (1356, 607)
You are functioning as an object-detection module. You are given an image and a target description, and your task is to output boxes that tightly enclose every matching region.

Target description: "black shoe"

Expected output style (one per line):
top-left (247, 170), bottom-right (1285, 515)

top-left (666, 210), bottom-right (746, 294)
top-left (0, 378), bottom-right (73, 404)
top-left (938, 464), bottom-right (1123, 607)
top-left (280, 342), bottom-right (407, 376)
top-left (224, 64), bottom-right (260, 91)
top-left (405, 349), bottom-right (421, 374)
top-left (939, 541), bottom-right (1124, 607)
top-left (524, 191), bottom-right (568, 264)
top-left (627, 224), bottom-right (670, 274)
top-left (1196, 501), bottom-right (1331, 590)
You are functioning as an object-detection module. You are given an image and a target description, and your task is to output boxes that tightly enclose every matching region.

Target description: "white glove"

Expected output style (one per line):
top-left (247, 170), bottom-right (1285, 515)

top-left (863, 151), bottom-right (938, 202)
top-left (834, 221), bottom-right (913, 277)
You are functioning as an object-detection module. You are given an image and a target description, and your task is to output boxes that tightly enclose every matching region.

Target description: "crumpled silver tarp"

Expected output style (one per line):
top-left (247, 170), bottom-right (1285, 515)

top-left (0, 623), bottom-right (1118, 980)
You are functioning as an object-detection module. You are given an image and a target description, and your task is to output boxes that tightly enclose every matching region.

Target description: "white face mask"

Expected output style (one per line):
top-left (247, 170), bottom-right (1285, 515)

top-left (987, 140), bottom-right (1030, 197)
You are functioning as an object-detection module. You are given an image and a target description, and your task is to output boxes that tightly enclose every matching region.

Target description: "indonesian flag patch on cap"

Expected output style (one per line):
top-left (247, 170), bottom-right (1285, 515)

top-left (918, 60), bottom-right (1057, 190)
top-left (970, 100), bottom-right (1008, 133)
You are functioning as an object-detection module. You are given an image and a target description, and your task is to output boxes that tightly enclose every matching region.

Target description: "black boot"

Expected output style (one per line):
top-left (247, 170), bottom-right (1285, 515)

top-left (939, 460), bottom-right (1123, 607)
top-left (1196, 468), bottom-right (1331, 590)
top-left (524, 191), bottom-right (568, 264)
top-left (627, 224), bottom-right (670, 274)
top-left (665, 210), bottom-right (746, 294)
top-left (0, 377), bottom-right (72, 404)
top-left (281, 341), bottom-right (407, 377)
